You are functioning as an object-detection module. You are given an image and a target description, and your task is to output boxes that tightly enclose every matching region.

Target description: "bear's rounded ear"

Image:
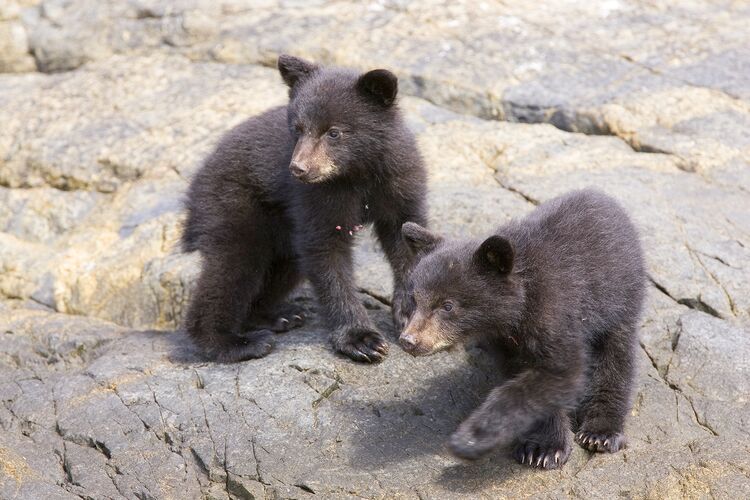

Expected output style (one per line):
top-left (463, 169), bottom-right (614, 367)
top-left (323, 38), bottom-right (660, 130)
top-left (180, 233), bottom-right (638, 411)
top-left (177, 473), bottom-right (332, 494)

top-left (278, 54), bottom-right (317, 88)
top-left (357, 69), bottom-right (398, 106)
top-left (473, 235), bottom-right (514, 274)
top-left (402, 222), bottom-right (442, 256)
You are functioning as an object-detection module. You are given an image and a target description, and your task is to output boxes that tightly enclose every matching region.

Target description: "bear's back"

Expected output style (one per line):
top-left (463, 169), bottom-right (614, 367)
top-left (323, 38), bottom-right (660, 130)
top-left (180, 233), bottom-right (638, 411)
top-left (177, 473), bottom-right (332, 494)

top-left (181, 106), bottom-right (294, 252)
top-left (509, 189), bottom-right (646, 335)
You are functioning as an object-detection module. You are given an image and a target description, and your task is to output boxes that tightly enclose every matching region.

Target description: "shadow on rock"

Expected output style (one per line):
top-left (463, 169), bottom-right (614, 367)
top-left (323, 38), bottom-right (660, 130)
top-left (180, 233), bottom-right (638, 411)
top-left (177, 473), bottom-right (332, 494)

top-left (342, 344), bottom-right (519, 489)
top-left (165, 290), bottom-right (331, 364)
top-left (436, 460), bottom-right (520, 494)
top-left (164, 329), bottom-right (205, 364)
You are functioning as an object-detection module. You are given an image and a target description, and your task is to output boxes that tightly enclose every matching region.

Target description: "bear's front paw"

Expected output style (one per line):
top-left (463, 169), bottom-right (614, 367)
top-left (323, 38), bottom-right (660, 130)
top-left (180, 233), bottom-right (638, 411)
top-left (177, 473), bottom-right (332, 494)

top-left (334, 327), bottom-right (389, 363)
top-left (575, 430), bottom-right (626, 453)
top-left (448, 420), bottom-right (498, 461)
top-left (391, 287), bottom-right (413, 333)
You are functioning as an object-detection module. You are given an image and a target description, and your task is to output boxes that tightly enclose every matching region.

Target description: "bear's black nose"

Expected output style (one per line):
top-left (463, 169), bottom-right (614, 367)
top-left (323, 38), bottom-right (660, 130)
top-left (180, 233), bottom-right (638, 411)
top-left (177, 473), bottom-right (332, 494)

top-left (399, 334), bottom-right (417, 351)
top-left (290, 162), bottom-right (308, 177)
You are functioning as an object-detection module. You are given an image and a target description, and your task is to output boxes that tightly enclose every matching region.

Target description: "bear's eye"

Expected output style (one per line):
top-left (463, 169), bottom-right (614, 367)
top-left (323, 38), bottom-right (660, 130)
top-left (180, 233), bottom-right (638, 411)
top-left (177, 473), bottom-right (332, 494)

top-left (294, 124), bottom-right (304, 135)
top-left (327, 128), bottom-right (341, 139)
top-left (441, 302), bottom-right (454, 313)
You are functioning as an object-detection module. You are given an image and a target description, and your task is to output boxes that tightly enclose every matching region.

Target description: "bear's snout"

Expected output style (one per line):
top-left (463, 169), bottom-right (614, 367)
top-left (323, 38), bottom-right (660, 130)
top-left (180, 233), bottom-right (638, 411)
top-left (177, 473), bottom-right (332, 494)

top-left (290, 161), bottom-right (308, 178)
top-left (399, 333), bottom-right (418, 353)
top-left (290, 136), bottom-right (338, 183)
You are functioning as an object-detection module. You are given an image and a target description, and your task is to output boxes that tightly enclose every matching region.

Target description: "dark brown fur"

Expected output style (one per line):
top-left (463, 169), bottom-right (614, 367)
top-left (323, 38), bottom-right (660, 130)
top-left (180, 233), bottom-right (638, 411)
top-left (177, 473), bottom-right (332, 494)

top-left (400, 189), bottom-right (646, 468)
top-left (182, 55), bottom-right (427, 363)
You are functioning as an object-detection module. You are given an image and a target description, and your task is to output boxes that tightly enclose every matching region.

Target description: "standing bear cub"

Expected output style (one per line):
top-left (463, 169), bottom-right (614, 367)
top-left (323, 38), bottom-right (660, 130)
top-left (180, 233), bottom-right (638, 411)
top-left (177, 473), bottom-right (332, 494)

top-left (399, 189), bottom-right (645, 468)
top-left (182, 55), bottom-right (427, 363)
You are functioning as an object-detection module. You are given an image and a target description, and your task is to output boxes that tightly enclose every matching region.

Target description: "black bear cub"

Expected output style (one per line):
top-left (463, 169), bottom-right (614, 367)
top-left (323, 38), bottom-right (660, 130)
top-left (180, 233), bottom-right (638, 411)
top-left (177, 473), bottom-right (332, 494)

top-left (399, 189), bottom-right (645, 468)
top-left (182, 55), bottom-right (427, 363)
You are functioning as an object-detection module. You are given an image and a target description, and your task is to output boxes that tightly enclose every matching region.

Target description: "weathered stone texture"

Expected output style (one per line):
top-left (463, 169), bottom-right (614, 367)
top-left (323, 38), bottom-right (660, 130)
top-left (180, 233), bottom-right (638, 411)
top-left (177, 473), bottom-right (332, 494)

top-left (0, 1), bottom-right (37, 72)
top-left (1, 1), bottom-right (749, 498)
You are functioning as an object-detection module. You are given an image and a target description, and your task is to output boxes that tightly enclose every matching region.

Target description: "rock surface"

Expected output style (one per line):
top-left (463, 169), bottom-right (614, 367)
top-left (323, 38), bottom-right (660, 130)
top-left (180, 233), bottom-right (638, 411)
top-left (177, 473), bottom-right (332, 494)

top-left (1, 1), bottom-right (749, 498)
top-left (0, 0), bottom-right (37, 72)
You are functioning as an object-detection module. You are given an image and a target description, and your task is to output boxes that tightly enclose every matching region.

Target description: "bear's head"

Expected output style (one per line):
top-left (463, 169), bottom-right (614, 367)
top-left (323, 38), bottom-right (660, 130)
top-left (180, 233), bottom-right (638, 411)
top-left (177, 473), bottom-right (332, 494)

top-left (278, 54), bottom-right (400, 184)
top-left (398, 222), bottom-right (526, 356)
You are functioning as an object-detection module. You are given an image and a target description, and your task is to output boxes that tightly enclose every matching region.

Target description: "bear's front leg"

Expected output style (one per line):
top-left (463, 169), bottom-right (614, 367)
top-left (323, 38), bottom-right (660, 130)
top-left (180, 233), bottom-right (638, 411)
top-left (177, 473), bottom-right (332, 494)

top-left (449, 360), bottom-right (584, 460)
top-left (374, 217), bottom-right (425, 333)
top-left (299, 234), bottom-right (389, 363)
top-left (390, 286), bottom-right (413, 333)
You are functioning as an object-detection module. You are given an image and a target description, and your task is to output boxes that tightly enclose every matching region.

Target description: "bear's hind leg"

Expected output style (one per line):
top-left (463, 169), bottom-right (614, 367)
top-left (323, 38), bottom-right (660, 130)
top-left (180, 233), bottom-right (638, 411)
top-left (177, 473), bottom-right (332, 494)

top-left (185, 244), bottom-right (275, 363)
top-left (512, 410), bottom-right (572, 469)
top-left (243, 258), bottom-right (305, 333)
top-left (575, 322), bottom-right (637, 453)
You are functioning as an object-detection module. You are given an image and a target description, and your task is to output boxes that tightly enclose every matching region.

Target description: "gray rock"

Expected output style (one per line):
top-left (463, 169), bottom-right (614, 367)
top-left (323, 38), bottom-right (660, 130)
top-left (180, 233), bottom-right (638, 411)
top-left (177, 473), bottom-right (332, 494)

top-left (1, 297), bottom-right (748, 498)
top-left (1, 1), bottom-right (749, 497)
top-left (14, 0), bottom-right (750, 191)
top-left (0, 20), bottom-right (36, 72)
top-left (0, 187), bottom-right (103, 243)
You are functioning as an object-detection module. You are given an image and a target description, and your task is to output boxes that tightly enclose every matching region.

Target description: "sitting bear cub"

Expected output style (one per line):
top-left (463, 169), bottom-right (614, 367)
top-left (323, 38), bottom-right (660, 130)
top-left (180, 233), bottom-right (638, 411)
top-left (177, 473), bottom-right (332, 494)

top-left (182, 55), bottom-right (427, 363)
top-left (399, 188), bottom-right (645, 468)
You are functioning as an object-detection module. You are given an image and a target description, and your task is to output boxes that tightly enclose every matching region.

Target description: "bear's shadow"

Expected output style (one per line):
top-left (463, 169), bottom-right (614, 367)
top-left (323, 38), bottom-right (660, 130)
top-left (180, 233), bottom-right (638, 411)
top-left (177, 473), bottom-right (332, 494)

top-left (340, 344), bottom-right (524, 492)
top-left (166, 288), bottom-right (330, 364)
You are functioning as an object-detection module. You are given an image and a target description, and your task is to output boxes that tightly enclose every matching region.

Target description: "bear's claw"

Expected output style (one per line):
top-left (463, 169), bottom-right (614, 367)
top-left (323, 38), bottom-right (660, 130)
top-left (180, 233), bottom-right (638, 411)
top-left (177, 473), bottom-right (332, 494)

top-left (575, 430), bottom-right (626, 453)
top-left (271, 313), bottom-right (305, 333)
top-left (512, 441), bottom-right (570, 469)
top-left (336, 328), bottom-right (388, 363)
top-left (207, 329), bottom-right (276, 363)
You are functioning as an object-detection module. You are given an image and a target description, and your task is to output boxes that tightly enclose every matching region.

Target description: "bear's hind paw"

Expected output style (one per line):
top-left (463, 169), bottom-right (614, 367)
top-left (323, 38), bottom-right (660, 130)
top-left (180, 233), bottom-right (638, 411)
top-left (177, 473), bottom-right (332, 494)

top-left (512, 442), bottom-right (571, 469)
top-left (270, 313), bottom-right (305, 333)
top-left (206, 330), bottom-right (275, 363)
